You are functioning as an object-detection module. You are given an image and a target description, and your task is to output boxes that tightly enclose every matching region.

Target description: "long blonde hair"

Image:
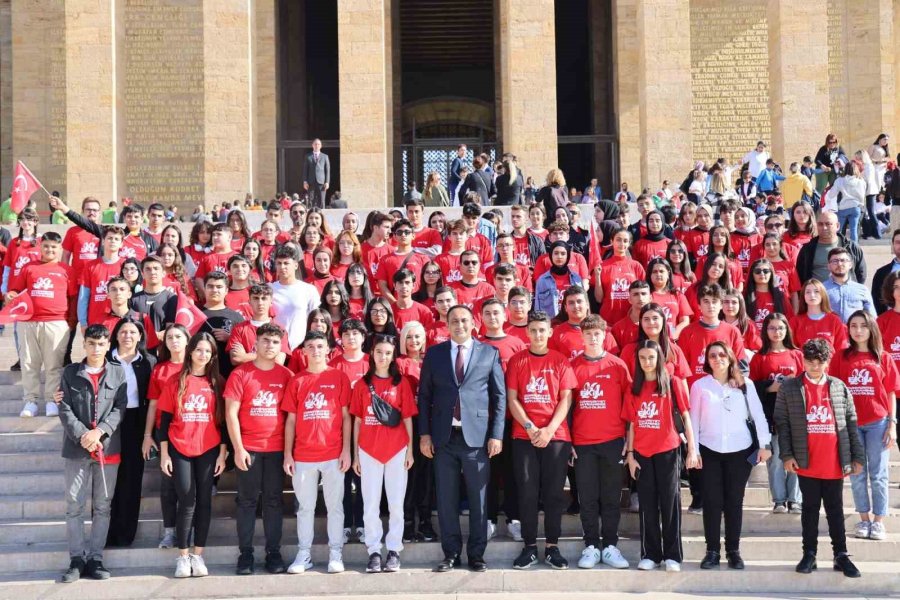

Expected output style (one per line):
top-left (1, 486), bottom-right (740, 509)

top-left (545, 168), bottom-right (566, 188)
top-left (504, 158), bottom-right (518, 182)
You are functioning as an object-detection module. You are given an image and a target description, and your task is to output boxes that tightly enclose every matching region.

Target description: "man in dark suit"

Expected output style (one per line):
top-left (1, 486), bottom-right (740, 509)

top-left (303, 138), bottom-right (330, 209)
top-left (457, 155), bottom-right (496, 206)
top-left (448, 145), bottom-right (467, 200)
top-left (418, 305), bottom-right (506, 572)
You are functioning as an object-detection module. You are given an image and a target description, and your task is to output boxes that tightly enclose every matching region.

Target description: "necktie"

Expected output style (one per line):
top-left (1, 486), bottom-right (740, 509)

top-left (454, 345), bottom-right (465, 421)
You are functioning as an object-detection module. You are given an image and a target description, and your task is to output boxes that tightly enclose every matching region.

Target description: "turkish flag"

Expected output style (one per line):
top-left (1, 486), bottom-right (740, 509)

top-left (174, 292), bottom-right (206, 336)
top-left (10, 161), bottom-right (42, 214)
top-left (0, 293), bottom-right (34, 324)
top-left (588, 219), bottom-right (603, 275)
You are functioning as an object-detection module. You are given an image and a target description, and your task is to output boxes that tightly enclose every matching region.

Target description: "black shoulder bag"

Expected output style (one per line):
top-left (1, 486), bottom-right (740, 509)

top-left (739, 384), bottom-right (761, 463)
top-left (368, 383), bottom-right (401, 427)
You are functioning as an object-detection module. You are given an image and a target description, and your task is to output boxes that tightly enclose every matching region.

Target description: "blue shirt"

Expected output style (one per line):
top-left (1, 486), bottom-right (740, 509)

top-left (756, 168), bottom-right (786, 193)
top-left (823, 277), bottom-right (876, 323)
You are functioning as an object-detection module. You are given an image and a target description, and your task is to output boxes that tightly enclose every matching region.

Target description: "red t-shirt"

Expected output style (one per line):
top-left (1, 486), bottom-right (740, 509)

top-left (223, 362), bottom-right (293, 452)
top-left (283, 367), bottom-right (352, 462)
top-left (286, 347), bottom-right (342, 373)
top-left (877, 310), bottom-right (900, 388)
top-left (610, 316), bottom-right (640, 350)
top-left (377, 252), bottom-right (429, 294)
top-left (411, 226), bottom-right (443, 253)
top-left (80, 257), bottom-right (125, 326)
top-left (512, 233), bottom-right (534, 269)
top-left (621, 379), bottom-right (690, 457)
top-left (62, 228), bottom-right (99, 279)
top-left (226, 321), bottom-right (291, 356)
top-left (694, 255), bottom-right (745, 291)
top-left (485, 262), bottom-right (533, 292)
top-left (749, 349), bottom-right (804, 383)
top-left (391, 301), bottom-right (435, 331)
top-left (507, 349), bottom-right (578, 442)
top-left (796, 376), bottom-right (843, 479)
top-left (21, 261), bottom-right (77, 321)
top-left (506, 323), bottom-right (530, 346)
top-left (771, 260), bottom-right (802, 296)
top-left (450, 280), bottom-right (495, 310)
top-left (598, 256), bottom-right (645, 325)
top-left (631, 238), bottom-right (669, 266)
top-left (480, 334), bottom-right (528, 371)
top-left (360, 241), bottom-right (394, 288)
top-left (148, 360), bottom-right (183, 426)
top-left (533, 252), bottom-right (590, 283)
top-left (5, 242), bottom-right (40, 292)
top-left (619, 341), bottom-right (691, 379)
top-left (682, 229), bottom-right (710, 262)
top-left (671, 272), bottom-right (690, 295)
top-left (441, 234), bottom-right (493, 269)
top-left (831, 350), bottom-right (900, 426)
top-left (119, 234), bottom-right (148, 261)
top-left (224, 287), bottom-right (252, 318)
top-left (790, 313), bottom-right (848, 351)
top-left (435, 252), bottom-right (465, 284)
top-left (157, 375), bottom-right (221, 458)
top-left (426, 321), bottom-right (451, 348)
top-left (748, 291), bottom-right (794, 331)
top-left (548, 322), bottom-right (619, 360)
top-left (348, 296), bottom-right (366, 321)
top-left (678, 321), bottom-right (746, 386)
top-left (195, 251), bottom-right (238, 280)
top-left (730, 231), bottom-right (761, 271)
top-left (651, 291), bottom-right (693, 334)
top-left (349, 375), bottom-right (417, 463)
top-left (571, 353), bottom-right (631, 445)
top-left (328, 353), bottom-right (369, 387)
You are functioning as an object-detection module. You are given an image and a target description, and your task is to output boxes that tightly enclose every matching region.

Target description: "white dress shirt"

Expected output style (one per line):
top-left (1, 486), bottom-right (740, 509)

top-left (450, 338), bottom-right (474, 426)
top-left (112, 348), bottom-right (141, 409)
top-left (689, 375), bottom-right (771, 454)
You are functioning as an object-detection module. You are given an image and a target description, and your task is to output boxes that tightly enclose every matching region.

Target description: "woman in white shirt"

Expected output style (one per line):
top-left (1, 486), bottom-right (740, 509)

top-left (690, 341), bottom-right (771, 571)
top-left (856, 149), bottom-right (882, 239)
top-left (824, 162), bottom-right (866, 243)
top-left (742, 141), bottom-right (770, 180)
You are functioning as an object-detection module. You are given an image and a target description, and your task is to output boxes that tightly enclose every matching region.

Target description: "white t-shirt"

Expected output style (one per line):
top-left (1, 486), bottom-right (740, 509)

top-left (743, 150), bottom-right (769, 179)
top-left (271, 280), bottom-right (320, 350)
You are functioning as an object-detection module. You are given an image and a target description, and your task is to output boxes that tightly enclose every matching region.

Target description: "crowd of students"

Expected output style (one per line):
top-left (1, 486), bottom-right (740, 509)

top-left (7, 189), bottom-right (898, 582)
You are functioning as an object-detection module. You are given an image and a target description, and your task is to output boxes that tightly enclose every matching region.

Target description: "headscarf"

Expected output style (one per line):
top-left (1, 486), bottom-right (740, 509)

top-left (548, 241), bottom-right (571, 276)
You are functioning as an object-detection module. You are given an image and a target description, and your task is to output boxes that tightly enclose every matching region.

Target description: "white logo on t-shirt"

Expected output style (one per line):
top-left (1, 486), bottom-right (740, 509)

top-left (526, 376), bottom-right (548, 395)
top-left (32, 277), bottom-right (53, 291)
top-left (637, 401), bottom-right (659, 420)
top-left (847, 368), bottom-right (872, 386)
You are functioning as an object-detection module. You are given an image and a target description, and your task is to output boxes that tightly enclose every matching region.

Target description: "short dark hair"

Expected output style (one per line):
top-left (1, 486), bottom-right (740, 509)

top-left (211, 222), bottom-right (231, 235)
top-left (248, 283), bottom-right (272, 298)
top-left (303, 330), bottom-right (329, 346)
top-left (827, 247), bottom-right (851, 261)
top-left (629, 280), bottom-right (650, 292)
top-left (508, 286), bottom-right (531, 303)
top-left (84, 324), bottom-right (110, 341)
top-left (492, 263), bottom-right (516, 279)
top-left (462, 202), bottom-right (482, 217)
top-left (147, 202), bottom-right (165, 214)
top-left (140, 255), bottom-right (164, 270)
top-left (256, 322), bottom-right (285, 340)
top-left (447, 305), bottom-right (474, 321)
top-left (101, 225), bottom-right (125, 240)
top-left (106, 275), bottom-right (130, 291)
top-left (41, 231), bottom-right (62, 244)
top-left (480, 298), bottom-right (505, 312)
top-left (227, 254), bottom-right (251, 269)
top-left (434, 286), bottom-right (457, 300)
top-left (392, 218), bottom-right (413, 234)
top-left (697, 283), bottom-right (724, 302)
top-left (404, 197), bottom-right (424, 209)
top-left (339, 318), bottom-right (367, 336)
top-left (121, 204), bottom-right (144, 217)
top-left (204, 271), bottom-right (228, 285)
top-left (274, 245), bottom-right (299, 261)
top-left (802, 338), bottom-right (833, 363)
top-left (580, 314), bottom-right (607, 331)
top-left (527, 310), bottom-right (551, 326)
top-left (393, 268), bottom-right (415, 284)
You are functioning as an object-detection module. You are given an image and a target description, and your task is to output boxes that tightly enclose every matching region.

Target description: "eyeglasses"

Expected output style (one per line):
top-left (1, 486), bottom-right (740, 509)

top-left (829, 258), bottom-right (851, 264)
top-left (424, 270), bottom-right (441, 276)
top-left (753, 269), bottom-right (772, 275)
top-left (708, 352), bottom-right (729, 359)
top-left (462, 260), bottom-right (479, 266)
top-left (766, 223), bottom-right (785, 230)
top-left (369, 308), bottom-right (389, 316)
top-left (669, 248), bottom-right (685, 254)
top-left (509, 299), bottom-right (529, 307)
top-left (394, 229), bottom-right (412, 236)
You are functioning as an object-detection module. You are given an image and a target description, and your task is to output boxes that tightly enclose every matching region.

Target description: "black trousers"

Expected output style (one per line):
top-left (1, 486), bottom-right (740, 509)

top-left (575, 439), bottom-right (625, 549)
top-left (433, 429), bottom-right (490, 559)
top-left (487, 421), bottom-right (518, 523)
top-left (169, 445), bottom-right (218, 550)
top-left (106, 407), bottom-right (145, 546)
top-left (798, 475), bottom-right (847, 556)
top-left (635, 448), bottom-right (682, 563)
top-left (699, 445), bottom-right (753, 553)
top-left (307, 183), bottom-right (326, 209)
top-left (235, 450), bottom-right (284, 554)
top-left (512, 438), bottom-right (571, 546)
top-left (404, 421), bottom-right (434, 527)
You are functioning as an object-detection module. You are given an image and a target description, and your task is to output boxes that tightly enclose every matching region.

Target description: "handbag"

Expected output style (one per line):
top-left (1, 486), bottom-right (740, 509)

top-left (739, 384), bottom-right (761, 462)
top-left (368, 383), bottom-right (401, 427)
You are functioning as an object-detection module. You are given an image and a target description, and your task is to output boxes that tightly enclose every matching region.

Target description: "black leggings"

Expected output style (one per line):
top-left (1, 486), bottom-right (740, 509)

top-left (169, 444), bottom-right (218, 550)
top-left (512, 438), bottom-right (571, 546)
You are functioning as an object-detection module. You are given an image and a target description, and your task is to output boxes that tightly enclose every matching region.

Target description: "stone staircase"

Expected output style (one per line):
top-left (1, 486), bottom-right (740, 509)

top-left (0, 333), bottom-right (899, 597)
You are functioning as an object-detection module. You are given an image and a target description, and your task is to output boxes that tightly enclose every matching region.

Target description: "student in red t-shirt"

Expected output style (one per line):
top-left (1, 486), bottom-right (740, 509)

top-left (141, 323), bottom-right (189, 549)
top-left (749, 313), bottom-right (804, 513)
top-left (78, 226), bottom-right (125, 330)
top-left (620, 304), bottom-right (692, 386)
top-left (282, 330), bottom-right (352, 575)
top-left (490, 233), bottom-right (533, 292)
top-left (450, 250), bottom-right (495, 310)
top-left (391, 268), bottom-right (434, 331)
top-left (425, 287), bottom-right (455, 348)
top-left (227, 283), bottom-right (290, 366)
top-left (377, 219), bottom-right (429, 301)
top-left (405, 199), bottom-right (443, 259)
top-left (307, 247), bottom-right (336, 295)
top-left (686, 252), bottom-right (735, 318)
top-left (791, 279), bottom-right (849, 351)
top-left (570, 315), bottom-right (632, 570)
top-left (158, 332), bottom-right (227, 578)
top-left (773, 339), bottom-right (864, 577)
top-left (286, 309), bottom-right (341, 373)
top-left (434, 219), bottom-right (469, 284)
top-left (344, 263), bottom-right (373, 321)
top-left (411, 259), bottom-right (444, 311)
top-left (632, 211), bottom-right (670, 266)
top-left (622, 340), bottom-right (698, 572)
top-left (831, 311), bottom-right (899, 540)
top-left (506, 286), bottom-right (531, 345)
top-left (350, 334), bottom-right (417, 573)
top-left (321, 279), bottom-right (351, 335)
top-left (194, 224), bottom-right (237, 304)
top-left (679, 283), bottom-right (746, 388)
top-left (595, 229), bottom-right (645, 326)
top-left (722, 287), bottom-right (763, 355)
top-left (610, 281), bottom-right (651, 351)
top-left (506, 311), bottom-right (578, 570)
top-left (225, 322), bottom-right (293, 575)
top-left (12, 232), bottom-right (77, 417)
top-left (534, 241), bottom-right (582, 319)
top-left (646, 258), bottom-right (692, 341)
top-left (360, 212), bottom-right (394, 288)
top-left (549, 285), bottom-right (618, 358)
top-left (745, 258), bottom-right (793, 332)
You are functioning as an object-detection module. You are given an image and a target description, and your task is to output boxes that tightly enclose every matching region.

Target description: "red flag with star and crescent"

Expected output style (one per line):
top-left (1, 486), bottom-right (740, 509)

top-left (174, 291), bottom-right (206, 336)
top-left (10, 161), bottom-right (42, 214)
top-left (588, 219), bottom-right (603, 275)
top-left (0, 293), bottom-right (34, 325)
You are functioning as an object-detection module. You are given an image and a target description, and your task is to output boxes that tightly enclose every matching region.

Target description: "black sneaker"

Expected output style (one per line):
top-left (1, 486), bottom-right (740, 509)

top-left (512, 545), bottom-right (538, 570)
top-left (10, 361), bottom-right (20, 372)
top-left (384, 550), bottom-right (401, 572)
top-left (265, 551), bottom-right (286, 574)
top-left (236, 551), bottom-right (254, 575)
top-left (544, 546), bottom-right (569, 570)
top-left (61, 558), bottom-right (85, 583)
top-left (366, 552), bottom-right (383, 573)
top-left (418, 520), bottom-right (437, 542)
top-left (402, 522), bottom-right (415, 543)
top-left (833, 553), bottom-right (861, 578)
top-left (84, 559), bottom-right (111, 580)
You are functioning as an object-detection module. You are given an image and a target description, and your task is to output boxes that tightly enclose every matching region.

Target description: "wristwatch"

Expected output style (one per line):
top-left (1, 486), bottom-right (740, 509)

top-left (524, 422), bottom-right (534, 432)
top-left (891, 417), bottom-right (898, 424)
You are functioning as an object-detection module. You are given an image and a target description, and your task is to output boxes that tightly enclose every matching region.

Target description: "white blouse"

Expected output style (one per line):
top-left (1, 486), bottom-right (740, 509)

top-left (689, 374), bottom-right (771, 454)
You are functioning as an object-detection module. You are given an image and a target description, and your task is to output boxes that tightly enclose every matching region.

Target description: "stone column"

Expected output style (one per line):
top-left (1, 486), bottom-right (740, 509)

top-left (65, 0), bottom-right (116, 202)
top-left (497, 0), bottom-right (558, 185)
top-left (337, 0), bottom-right (394, 208)
top-left (767, 0), bottom-right (830, 166)
top-left (636, 0), bottom-right (692, 190)
top-left (1, 0), bottom-right (12, 197)
top-left (613, 0), bottom-right (640, 189)
top-left (254, 0), bottom-right (278, 198)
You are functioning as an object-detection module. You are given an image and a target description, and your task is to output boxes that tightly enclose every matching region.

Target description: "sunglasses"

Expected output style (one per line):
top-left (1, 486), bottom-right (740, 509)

top-left (394, 230), bottom-right (412, 236)
top-left (462, 260), bottom-right (479, 266)
top-left (753, 269), bottom-right (771, 275)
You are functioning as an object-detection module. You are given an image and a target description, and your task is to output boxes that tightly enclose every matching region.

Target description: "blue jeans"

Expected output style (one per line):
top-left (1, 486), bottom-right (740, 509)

top-left (850, 418), bottom-right (890, 516)
top-left (837, 205), bottom-right (861, 243)
top-left (767, 435), bottom-right (801, 504)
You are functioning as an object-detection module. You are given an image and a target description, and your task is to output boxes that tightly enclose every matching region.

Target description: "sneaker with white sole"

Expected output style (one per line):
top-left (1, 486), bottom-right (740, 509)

top-left (664, 559), bottom-right (681, 572)
top-left (343, 528), bottom-right (351, 545)
top-left (601, 545), bottom-right (629, 569)
top-left (45, 402), bottom-right (59, 417)
top-left (189, 554), bottom-right (208, 577)
top-left (508, 520), bottom-right (523, 542)
top-left (854, 520), bottom-right (872, 539)
top-left (174, 555), bottom-right (192, 578)
top-left (158, 528), bottom-right (176, 549)
top-left (869, 521), bottom-right (887, 540)
top-left (19, 402), bottom-right (38, 418)
top-left (355, 527), bottom-right (365, 543)
top-left (327, 550), bottom-right (345, 573)
top-left (637, 558), bottom-right (659, 571)
top-left (287, 550), bottom-right (312, 574)
top-left (487, 521), bottom-right (496, 540)
top-left (773, 502), bottom-right (788, 514)
top-left (577, 545), bottom-right (601, 569)
top-left (788, 502), bottom-right (802, 515)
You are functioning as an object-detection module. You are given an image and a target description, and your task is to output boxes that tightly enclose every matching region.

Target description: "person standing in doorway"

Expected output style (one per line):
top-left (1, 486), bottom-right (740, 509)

top-left (304, 138), bottom-right (330, 209)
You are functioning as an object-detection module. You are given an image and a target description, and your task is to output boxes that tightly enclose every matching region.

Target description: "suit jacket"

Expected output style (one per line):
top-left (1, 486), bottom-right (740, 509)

top-left (458, 170), bottom-right (495, 206)
top-left (304, 152), bottom-right (330, 186)
top-left (449, 156), bottom-right (465, 188)
top-left (418, 339), bottom-right (506, 449)
top-left (872, 259), bottom-right (898, 314)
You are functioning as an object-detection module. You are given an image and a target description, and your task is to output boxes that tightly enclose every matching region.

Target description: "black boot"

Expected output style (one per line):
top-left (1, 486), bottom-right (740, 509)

top-left (833, 553), bottom-right (861, 578)
top-left (700, 550), bottom-right (720, 569)
top-left (795, 551), bottom-right (817, 574)
top-left (726, 551), bottom-right (744, 570)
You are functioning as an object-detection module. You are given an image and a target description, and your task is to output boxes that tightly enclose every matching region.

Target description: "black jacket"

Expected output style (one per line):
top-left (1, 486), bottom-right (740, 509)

top-left (796, 233), bottom-right (866, 284)
top-left (495, 171), bottom-right (524, 206)
top-left (107, 350), bottom-right (157, 411)
top-left (65, 209), bottom-right (159, 256)
top-left (885, 167), bottom-right (900, 203)
top-left (458, 170), bottom-right (495, 206)
top-left (872, 260), bottom-right (898, 314)
top-left (539, 185), bottom-right (569, 225)
top-left (58, 361), bottom-right (127, 459)
top-left (517, 230), bottom-right (547, 268)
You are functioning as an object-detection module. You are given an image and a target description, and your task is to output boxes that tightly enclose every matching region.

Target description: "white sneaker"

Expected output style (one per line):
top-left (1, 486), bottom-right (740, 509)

top-left (629, 492), bottom-right (640, 513)
top-left (342, 528), bottom-right (351, 545)
top-left (869, 521), bottom-right (887, 540)
top-left (287, 550), bottom-right (312, 574)
top-left (508, 520), bottom-right (523, 542)
top-left (327, 550), bottom-right (345, 573)
top-left (174, 555), bottom-right (192, 578)
top-left (854, 520), bottom-right (872, 539)
top-left (487, 521), bottom-right (496, 540)
top-left (601, 545), bottom-right (630, 569)
top-left (577, 545), bottom-right (602, 569)
top-left (19, 402), bottom-right (38, 418)
top-left (44, 402), bottom-right (58, 417)
top-left (637, 558), bottom-right (659, 571)
top-left (664, 559), bottom-right (681, 572)
top-left (189, 553), bottom-right (208, 577)
top-left (355, 527), bottom-right (365, 542)
top-left (158, 528), bottom-right (176, 549)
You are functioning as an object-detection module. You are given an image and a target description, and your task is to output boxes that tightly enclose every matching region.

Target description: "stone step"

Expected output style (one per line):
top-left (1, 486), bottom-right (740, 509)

top-left (0, 562), bottom-right (897, 597)
top-left (0, 433), bottom-right (58, 453)
top-left (0, 452), bottom-right (61, 473)
top-left (1, 536), bottom-right (898, 574)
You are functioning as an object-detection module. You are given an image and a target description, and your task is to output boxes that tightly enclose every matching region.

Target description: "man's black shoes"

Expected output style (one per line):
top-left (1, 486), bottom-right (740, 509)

top-left (436, 554), bottom-right (461, 572)
top-left (236, 551), bottom-right (254, 575)
top-left (61, 557), bottom-right (85, 583)
top-left (834, 553), bottom-right (861, 578)
top-left (84, 559), bottom-right (110, 580)
top-left (468, 556), bottom-right (487, 572)
top-left (795, 551), bottom-right (817, 574)
top-left (726, 551), bottom-right (745, 570)
top-left (700, 550), bottom-right (720, 569)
